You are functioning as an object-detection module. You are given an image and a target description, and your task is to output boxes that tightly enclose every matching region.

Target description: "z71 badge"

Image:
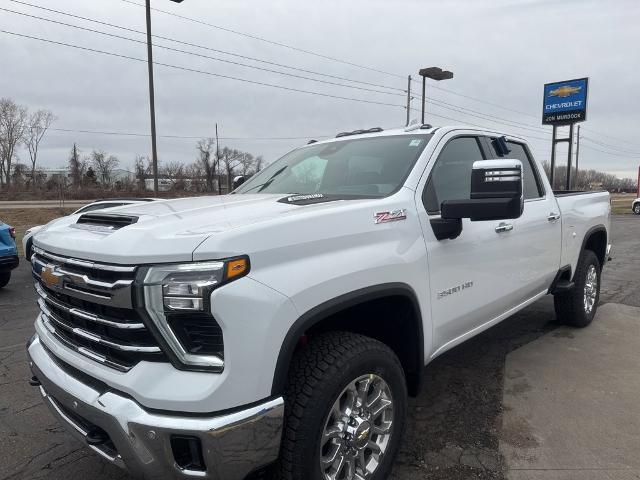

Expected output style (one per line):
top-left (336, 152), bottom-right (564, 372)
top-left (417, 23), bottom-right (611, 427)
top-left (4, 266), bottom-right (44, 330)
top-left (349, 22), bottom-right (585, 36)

top-left (374, 209), bottom-right (407, 224)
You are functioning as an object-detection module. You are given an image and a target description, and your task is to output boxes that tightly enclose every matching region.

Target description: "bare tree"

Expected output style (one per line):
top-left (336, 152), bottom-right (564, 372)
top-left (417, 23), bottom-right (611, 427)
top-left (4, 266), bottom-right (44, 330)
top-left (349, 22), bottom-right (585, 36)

top-left (219, 147), bottom-right (244, 191)
top-left (91, 150), bottom-right (119, 185)
top-left (68, 143), bottom-right (86, 187)
top-left (134, 155), bottom-right (151, 190)
top-left (11, 162), bottom-right (28, 187)
top-left (254, 155), bottom-right (265, 173)
top-left (196, 138), bottom-right (217, 192)
top-left (0, 98), bottom-right (28, 187)
top-left (24, 109), bottom-right (56, 189)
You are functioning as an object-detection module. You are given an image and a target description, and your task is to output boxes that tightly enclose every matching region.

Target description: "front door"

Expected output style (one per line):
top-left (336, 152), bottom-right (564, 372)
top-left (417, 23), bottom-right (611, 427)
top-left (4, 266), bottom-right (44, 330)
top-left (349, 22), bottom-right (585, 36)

top-left (415, 133), bottom-right (551, 358)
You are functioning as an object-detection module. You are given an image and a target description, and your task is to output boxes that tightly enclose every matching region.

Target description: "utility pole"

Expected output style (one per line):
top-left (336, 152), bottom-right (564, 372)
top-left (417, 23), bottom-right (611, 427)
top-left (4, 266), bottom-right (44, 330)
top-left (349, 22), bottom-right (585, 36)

top-left (145, 0), bottom-right (159, 194)
top-left (215, 123), bottom-right (220, 195)
top-left (566, 123), bottom-right (574, 191)
top-left (575, 125), bottom-right (581, 187)
top-left (145, 0), bottom-right (184, 194)
top-left (405, 75), bottom-right (412, 126)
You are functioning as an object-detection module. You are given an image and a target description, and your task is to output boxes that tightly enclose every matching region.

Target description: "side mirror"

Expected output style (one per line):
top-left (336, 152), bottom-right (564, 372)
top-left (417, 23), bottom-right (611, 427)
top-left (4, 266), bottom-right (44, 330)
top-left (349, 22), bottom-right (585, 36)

top-left (431, 159), bottom-right (523, 241)
top-left (232, 176), bottom-right (246, 189)
top-left (441, 159), bottom-right (524, 221)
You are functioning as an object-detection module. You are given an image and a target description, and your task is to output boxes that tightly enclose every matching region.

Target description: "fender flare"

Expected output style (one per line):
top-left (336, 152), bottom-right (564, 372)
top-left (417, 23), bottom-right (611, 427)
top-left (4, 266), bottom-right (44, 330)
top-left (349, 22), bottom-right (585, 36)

top-left (270, 282), bottom-right (425, 396)
top-left (577, 224), bottom-right (608, 273)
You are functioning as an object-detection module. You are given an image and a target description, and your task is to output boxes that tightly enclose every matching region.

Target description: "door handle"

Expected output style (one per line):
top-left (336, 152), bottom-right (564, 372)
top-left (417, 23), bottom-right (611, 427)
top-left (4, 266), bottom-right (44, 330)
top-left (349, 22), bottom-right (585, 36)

top-left (495, 223), bottom-right (513, 233)
top-left (547, 212), bottom-right (561, 222)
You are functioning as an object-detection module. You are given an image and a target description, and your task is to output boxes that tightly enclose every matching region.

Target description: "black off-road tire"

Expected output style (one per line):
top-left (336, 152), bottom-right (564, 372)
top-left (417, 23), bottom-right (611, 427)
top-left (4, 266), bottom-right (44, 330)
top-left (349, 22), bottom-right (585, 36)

top-left (0, 272), bottom-right (10, 289)
top-left (634, 203), bottom-right (640, 215)
top-left (279, 332), bottom-right (407, 480)
top-left (554, 249), bottom-right (601, 327)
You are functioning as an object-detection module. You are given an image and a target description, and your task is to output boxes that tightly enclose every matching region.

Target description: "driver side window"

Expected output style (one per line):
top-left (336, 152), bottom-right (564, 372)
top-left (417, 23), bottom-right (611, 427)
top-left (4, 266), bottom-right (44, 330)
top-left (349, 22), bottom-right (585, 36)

top-left (423, 136), bottom-right (485, 214)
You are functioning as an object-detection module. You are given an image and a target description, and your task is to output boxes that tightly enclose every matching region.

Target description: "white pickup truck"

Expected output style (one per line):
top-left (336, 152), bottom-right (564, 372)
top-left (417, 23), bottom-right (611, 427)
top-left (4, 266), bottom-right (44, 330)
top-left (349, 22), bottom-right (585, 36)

top-left (26, 125), bottom-right (611, 480)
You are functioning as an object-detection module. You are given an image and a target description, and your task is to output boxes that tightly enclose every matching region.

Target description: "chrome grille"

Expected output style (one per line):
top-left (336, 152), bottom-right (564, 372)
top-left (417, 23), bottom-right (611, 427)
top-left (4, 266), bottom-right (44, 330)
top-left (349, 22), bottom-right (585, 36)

top-left (32, 246), bottom-right (165, 372)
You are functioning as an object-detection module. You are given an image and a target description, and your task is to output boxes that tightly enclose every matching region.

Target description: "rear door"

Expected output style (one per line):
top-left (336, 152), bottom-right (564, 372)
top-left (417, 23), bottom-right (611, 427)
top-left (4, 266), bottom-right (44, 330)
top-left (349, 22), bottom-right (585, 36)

top-left (482, 136), bottom-right (562, 295)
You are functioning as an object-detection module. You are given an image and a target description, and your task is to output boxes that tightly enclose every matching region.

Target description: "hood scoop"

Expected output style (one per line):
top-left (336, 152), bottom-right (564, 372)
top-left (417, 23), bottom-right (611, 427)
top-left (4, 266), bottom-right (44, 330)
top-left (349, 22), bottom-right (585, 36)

top-left (74, 213), bottom-right (139, 232)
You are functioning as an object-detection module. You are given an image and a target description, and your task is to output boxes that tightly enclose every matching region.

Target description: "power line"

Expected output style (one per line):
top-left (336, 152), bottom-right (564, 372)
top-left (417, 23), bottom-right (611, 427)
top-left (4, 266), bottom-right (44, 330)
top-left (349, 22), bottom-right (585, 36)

top-left (5, 4), bottom-right (562, 136)
top-left (420, 82), bottom-right (540, 120)
top-left (0, 30), bottom-right (406, 109)
top-left (8, 0), bottom-right (404, 93)
top-left (580, 143), bottom-right (640, 159)
top-left (18, 0), bottom-right (633, 152)
top-left (582, 127), bottom-right (640, 149)
top-left (49, 127), bottom-right (331, 140)
top-left (581, 136), bottom-right (640, 156)
top-left (1, 7), bottom-right (404, 98)
top-left (425, 98), bottom-right (551, 135)
top-left (120, 0), bottom-right (407, 80)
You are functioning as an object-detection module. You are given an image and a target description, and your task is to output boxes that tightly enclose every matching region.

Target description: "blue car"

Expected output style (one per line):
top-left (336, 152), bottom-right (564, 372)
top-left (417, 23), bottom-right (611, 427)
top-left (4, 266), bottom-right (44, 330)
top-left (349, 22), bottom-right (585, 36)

top-left (0, 221), bottom-right (18, 288)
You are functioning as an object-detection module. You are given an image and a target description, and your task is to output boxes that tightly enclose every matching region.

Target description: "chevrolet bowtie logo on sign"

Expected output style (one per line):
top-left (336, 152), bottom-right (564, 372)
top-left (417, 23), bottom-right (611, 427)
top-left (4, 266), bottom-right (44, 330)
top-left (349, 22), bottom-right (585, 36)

top-left (542, 78), bottom-right (588, 125)
top-left (41, 265), bottom-right (61, 288)
top-left (549, 85), bottom-right (582, 98)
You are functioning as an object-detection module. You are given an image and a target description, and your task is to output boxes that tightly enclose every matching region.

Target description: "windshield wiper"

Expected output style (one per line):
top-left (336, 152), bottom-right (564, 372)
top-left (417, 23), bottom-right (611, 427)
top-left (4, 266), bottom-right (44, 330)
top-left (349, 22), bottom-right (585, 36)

top-left (240, 166), bottom-right (288, 193)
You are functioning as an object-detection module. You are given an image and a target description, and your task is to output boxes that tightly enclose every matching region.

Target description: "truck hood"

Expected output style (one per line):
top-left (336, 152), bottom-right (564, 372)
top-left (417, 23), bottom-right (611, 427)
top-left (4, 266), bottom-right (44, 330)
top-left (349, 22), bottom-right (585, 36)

top-left (34, 194), bottom-right (367, 264)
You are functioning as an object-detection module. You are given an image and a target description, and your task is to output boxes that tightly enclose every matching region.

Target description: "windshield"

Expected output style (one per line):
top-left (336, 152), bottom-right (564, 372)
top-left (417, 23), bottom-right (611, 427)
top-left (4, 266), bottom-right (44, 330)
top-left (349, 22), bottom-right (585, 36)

top-left (235, 134), bottom-right (432, 198)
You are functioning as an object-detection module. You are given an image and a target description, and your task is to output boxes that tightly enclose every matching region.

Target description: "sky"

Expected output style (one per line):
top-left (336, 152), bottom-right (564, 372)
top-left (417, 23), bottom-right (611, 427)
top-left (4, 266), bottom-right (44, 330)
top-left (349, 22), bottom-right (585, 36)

top-left (1, 0), bottom-right (639, 179)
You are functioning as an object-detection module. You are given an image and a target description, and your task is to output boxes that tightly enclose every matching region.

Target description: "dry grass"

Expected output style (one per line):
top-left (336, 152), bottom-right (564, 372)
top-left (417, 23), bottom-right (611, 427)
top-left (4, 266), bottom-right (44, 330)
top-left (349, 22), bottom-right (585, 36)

top-left (2, 208), bottom-right (75, 256)
top-left (610, 193), bottom-right (637, 215)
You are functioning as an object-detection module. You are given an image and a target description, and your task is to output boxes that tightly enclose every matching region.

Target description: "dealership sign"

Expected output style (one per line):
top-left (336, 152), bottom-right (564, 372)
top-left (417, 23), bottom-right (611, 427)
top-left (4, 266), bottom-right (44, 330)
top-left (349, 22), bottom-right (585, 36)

top-left (542, 78), bottom-right (588, 125)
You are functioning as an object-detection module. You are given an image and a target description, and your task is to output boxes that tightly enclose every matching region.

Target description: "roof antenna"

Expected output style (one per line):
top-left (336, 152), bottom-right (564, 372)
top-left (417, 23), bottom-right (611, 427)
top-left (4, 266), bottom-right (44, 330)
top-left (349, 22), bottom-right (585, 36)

top-left (404, 118), bottom-right (421, 131)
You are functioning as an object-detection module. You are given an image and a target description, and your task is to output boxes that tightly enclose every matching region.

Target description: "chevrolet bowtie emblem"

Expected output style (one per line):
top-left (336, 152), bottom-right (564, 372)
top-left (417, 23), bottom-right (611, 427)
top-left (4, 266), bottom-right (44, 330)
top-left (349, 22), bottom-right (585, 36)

top-left (549, 85), bottom-right (582, 98)
top-left (41, 265), bottom-right (61, 288)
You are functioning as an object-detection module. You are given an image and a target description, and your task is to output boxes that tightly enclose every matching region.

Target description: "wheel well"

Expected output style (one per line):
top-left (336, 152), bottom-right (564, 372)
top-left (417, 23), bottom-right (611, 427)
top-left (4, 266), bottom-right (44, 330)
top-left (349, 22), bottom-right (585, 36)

top-left (584, 228), bottom-right (607, 267)
top-left (271, 285), bottom-right (424, 397)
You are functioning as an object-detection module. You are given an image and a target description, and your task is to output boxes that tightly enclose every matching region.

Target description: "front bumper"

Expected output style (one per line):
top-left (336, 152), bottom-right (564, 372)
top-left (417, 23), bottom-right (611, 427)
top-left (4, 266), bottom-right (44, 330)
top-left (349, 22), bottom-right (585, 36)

top-left (0, 254), bottom-right (18, 271)
top-left (27, 335), bottom-right (284, 480)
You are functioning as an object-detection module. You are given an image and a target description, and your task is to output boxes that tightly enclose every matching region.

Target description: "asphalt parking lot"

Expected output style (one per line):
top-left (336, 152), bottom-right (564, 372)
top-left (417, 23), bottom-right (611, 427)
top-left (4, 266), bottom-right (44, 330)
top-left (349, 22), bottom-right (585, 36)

top-left (1, 215), bottom-right (638, 480)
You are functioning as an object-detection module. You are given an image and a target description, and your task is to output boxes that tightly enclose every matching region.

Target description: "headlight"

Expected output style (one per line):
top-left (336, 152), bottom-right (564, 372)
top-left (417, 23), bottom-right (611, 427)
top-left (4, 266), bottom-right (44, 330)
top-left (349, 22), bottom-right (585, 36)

top-left (142, 257), bottom-right (249, 371)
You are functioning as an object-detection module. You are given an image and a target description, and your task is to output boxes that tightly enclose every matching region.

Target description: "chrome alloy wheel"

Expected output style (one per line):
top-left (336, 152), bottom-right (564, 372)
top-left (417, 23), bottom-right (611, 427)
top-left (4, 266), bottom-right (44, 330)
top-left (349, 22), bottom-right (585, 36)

top-left (584, 264), bottom-right (598, 314)
top-left (320, 374), bottom-right (393, 480)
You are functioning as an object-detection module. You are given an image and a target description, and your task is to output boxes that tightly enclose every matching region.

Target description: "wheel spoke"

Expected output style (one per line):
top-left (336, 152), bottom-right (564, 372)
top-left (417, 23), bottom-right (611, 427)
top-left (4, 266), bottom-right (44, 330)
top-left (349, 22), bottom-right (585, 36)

top-left (328, 452), bottom-right (346, 479)
top-left (344, 456), bottom-right (356, 480)
top-left (366, 382), bottom-right (383, 408)
top-left (367, 440), bottom-right (381, 454)
top-left (371, 422), bottom-right (392, 436)
top-left (321, 443), bottom-right (343, 466)
top-left (370, 398), bottom-right (392, 419)
top-left (356, 376), bottom-right (372, 408)
top-left (358, 450), bottom-right (367, 471)
top-left (324, 425), bottom-right (343, 441)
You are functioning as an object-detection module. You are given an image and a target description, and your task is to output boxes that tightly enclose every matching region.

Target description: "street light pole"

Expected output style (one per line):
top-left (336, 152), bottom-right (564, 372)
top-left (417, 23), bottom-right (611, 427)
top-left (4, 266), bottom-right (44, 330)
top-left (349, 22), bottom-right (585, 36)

top-left (418, 67), bottom-right (454, 125)
top-left (145, 0), bottom-right (184, 194)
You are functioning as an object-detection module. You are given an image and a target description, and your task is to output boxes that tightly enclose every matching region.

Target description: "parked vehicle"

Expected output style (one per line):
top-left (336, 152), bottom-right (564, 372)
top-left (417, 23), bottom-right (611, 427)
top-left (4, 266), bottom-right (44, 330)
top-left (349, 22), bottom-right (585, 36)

top-left (22, 198), bottom-right (157, 260)
top-left (0, 221), bottom-right (18, 289)
top-left (26, 125), bottom-right (611, 480)
top-left (633, 197), bottom-right (640, 214)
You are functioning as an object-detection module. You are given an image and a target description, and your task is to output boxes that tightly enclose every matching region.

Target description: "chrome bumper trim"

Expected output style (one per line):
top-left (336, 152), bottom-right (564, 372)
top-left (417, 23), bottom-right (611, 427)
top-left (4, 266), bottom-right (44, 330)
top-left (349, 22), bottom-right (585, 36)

top-left (28, 335), bottom-right (284, 480)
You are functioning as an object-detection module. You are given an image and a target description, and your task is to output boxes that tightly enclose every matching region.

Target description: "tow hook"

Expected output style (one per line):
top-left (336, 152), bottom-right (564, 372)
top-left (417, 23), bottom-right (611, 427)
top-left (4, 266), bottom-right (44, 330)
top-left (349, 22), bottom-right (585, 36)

top-left (86, 428), bottom-right (110, 446)
top-left (28, 376), bottom-right (41, 387)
